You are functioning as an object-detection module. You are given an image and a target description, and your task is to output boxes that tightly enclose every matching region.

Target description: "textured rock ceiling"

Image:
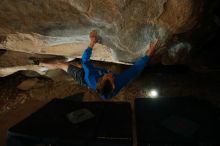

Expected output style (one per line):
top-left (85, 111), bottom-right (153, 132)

top-left (0, 0), bottom-right (204, 63)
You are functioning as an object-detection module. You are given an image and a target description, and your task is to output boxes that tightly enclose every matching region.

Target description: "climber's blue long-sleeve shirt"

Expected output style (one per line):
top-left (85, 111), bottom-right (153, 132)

top-left (82, 47), bottom-right (149, 99)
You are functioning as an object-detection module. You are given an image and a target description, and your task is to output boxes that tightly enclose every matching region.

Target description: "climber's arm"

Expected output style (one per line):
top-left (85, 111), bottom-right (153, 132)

top-left (113, 56), bottom-right (149, 95)
top-left (113, 39), bottom-right (160, 95)
top-left (82, 47), bottom-right (93, 63)
top-left (81, 31), bottom-right (97, 63)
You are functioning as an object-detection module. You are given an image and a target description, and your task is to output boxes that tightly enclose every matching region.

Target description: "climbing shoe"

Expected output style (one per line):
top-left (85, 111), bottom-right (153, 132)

top-left (28, 57), bottom-right (40, 65)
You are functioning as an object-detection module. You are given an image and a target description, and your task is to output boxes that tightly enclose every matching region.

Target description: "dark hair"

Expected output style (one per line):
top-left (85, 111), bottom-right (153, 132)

top-left (98, 79), bottom-right (114, 97)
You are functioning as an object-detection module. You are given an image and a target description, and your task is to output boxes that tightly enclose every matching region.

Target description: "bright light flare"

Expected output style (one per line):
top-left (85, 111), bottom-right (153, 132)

top-left (148, 89), bottom-right (158, 98)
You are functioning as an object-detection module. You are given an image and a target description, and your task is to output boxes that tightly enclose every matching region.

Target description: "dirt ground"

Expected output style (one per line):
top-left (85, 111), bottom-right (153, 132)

top-left (0, 50), bottom-right (220, 146)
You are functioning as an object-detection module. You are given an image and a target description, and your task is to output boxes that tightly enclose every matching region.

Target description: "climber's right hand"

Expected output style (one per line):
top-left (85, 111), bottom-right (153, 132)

top-left (146, 39), bottom-right (160, 57)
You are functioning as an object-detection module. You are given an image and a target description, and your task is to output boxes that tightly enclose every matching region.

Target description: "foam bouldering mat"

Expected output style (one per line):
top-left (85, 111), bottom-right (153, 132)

top-left (7, 98), bottom-right (132, 146)
top-left (135, 96), bottom-right (220, 146)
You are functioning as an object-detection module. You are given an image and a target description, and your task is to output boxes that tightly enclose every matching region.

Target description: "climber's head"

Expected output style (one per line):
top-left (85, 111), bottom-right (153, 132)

top-left (96, 73), bottom-right (115, 98)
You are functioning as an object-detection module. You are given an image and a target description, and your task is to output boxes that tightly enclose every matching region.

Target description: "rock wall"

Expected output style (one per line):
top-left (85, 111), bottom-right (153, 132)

top-left (0, 0), bottom-right (203, 63)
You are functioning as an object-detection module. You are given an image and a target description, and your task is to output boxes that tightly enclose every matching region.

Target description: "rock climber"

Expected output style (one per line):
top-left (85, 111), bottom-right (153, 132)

top-left (32, 31), bottom-right (160, 99)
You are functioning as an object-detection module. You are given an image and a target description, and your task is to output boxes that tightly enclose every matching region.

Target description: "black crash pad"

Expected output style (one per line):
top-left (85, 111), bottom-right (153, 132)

top-left (135, 96), bottom-right (220, 146)
top-left (7, 98), bottom-right (132, 146)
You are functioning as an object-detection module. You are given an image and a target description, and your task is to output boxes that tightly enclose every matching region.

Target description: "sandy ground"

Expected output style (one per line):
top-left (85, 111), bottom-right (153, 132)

top-left (0, 50), bottom-right (220, 146)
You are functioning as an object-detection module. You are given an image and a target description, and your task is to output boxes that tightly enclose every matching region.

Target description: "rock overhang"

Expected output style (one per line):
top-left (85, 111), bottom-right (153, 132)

top-left (0, 0), bottom-right (203, 64)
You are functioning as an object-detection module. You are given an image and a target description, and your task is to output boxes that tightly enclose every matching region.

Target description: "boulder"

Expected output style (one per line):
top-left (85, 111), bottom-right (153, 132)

top-left (0, 0), bottom-right (203, 63)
